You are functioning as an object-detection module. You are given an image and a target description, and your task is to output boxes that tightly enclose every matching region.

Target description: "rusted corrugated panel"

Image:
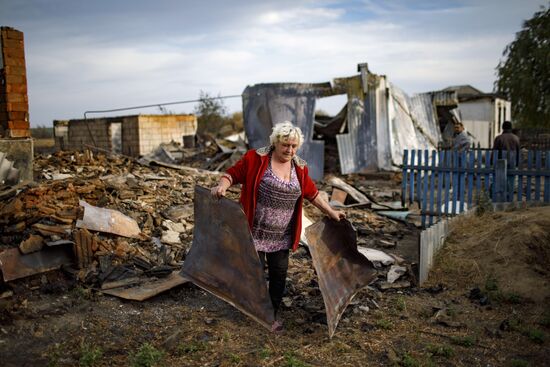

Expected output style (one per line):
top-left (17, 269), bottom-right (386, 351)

top-left (431, 91), bottom-right (458, 107)
top-left (388, 83), bottom-right (442, 167)
top-left (410, 93), bottom-right (442, 148)
top-left (305, 218), bottom-right (377, 338)
top-left (335, 74), bottom-right (377, 174)
top-left (180, 186), bottom-right (275, 331)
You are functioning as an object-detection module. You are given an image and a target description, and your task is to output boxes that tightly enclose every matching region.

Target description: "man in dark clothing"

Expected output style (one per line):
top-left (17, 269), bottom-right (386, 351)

top-left (493, 121), bottom-right (520, 200)
top-left (493, 120), bottom-right (520, 155)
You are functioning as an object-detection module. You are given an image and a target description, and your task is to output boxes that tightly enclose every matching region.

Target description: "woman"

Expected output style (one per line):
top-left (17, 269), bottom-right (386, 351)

top-left (211, 121), bottom-right (345, 332)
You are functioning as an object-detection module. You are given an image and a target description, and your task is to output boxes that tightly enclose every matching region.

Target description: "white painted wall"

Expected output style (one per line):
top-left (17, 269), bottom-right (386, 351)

top-left (458, 98), bottom-right (512, 148)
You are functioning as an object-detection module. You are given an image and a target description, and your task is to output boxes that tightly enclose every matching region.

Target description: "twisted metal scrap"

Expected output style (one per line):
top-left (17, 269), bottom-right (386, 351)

top-left (180, 186), bottom-right (275, 330)
top-left (306, 218), bottom-right (377, 338)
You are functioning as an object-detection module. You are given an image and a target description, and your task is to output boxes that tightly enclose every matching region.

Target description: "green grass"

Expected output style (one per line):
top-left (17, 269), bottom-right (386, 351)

top-left (259, 347), bottom-right (271, 359)
top-left (228, 353), bottom-right (241, 364)
top-left (79, 343), bottom-right (103, 367)
top-left (509, 359), bottom-right (529, 367)
top-left (524, 328), bottom-right (545, 344)
top-left (284, 352), bottom-right (310, 367)
top-left (450, 335), bottom-right (476, 347)
top-left (129, 343), bottom-right (165, 367)
top-left (375, 318), bottom-right (393, 330)
top-left (176, 340), bottom-right (208, 355)
top-left (394, 296), bottom-right (407, 312)
top-left (426, 343), bottom-right (454, 358)
top-left (400, 352), bottom-right (420, 367)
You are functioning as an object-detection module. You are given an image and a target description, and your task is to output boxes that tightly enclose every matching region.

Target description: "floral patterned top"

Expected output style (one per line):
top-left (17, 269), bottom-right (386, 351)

top-left (251, 161), bottom-right (301, 252)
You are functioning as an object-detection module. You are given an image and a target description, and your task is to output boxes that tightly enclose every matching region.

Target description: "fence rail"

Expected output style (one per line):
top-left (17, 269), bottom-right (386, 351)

top-left (401, 149), bottom-right (550, 228)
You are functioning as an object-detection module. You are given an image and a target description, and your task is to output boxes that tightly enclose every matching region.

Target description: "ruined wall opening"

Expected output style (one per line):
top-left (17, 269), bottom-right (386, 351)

top-left (314, 94), bottom-right (348, 175)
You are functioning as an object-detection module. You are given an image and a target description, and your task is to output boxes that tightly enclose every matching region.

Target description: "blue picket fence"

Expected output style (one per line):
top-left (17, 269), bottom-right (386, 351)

top-left (401, 149), bottom-right (550, 228)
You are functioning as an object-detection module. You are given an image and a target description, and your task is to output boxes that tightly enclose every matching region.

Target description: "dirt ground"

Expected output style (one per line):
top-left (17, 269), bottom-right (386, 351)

top-left (0, 207), bottom-right (548, 366)
top-left (0, 150), bottom-right (549, 366)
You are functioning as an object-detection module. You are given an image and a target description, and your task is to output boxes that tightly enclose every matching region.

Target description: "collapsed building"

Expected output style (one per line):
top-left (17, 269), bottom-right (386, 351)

top-left (442, 85), bottom-right (512, 148)
top-left (53, 114), bottom-right (198, 157)
top-left (242, 63), bottom-right (505, 180)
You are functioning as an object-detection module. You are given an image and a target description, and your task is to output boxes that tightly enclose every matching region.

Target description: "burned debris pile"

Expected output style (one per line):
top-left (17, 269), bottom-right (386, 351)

top-left (0, 144), bottom-right (419, 304)
top-left (0, 149), bottom-right (218, 298)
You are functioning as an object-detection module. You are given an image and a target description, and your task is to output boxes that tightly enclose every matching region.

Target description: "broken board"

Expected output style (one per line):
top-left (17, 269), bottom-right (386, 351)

top-left (0, 246), bottom-right (73, 282)
top-left (101, 271), bottom-right (187, 301)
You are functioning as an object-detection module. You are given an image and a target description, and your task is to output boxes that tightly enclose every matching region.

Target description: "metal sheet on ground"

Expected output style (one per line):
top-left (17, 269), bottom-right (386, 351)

top-left (101, 271), bottom-right (187, 301)
top-left (0, 246), bottom-right (73, 282)
top-left (180, 186), bottom-right (275, 330)
top-left (305, 218), bottom-right (377, 338)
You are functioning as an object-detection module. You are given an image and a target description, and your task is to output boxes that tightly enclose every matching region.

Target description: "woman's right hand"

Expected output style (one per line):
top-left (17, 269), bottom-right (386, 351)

top-left (211, 184), bottom-right (227, 199)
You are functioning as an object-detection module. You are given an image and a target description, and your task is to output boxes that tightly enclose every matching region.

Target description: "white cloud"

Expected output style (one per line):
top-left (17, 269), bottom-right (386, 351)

top-left (257, 7), bottom-right (344, 26)
top-left (1, 0), bottom-right (547, 125)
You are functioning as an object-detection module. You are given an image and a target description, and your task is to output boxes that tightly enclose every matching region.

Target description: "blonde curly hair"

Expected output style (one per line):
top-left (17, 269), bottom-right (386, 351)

top-left (269, 121), bottom-right (304, 147)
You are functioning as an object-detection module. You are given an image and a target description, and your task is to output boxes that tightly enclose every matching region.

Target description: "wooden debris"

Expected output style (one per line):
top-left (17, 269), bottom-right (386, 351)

top-left (19, 234), bottom-right (44, 254)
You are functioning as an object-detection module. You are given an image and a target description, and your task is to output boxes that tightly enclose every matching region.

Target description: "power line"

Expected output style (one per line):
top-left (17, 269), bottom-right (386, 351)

top-left (83, 94), bottom-right (242, 119)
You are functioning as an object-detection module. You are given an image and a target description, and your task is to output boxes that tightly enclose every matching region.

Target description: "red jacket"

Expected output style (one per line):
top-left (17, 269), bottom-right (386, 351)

top-left (225, 146), bottom-right (319, 251)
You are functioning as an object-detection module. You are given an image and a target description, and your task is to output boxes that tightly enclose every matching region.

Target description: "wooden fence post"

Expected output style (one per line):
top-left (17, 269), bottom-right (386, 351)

top-left (494, 159), bottom-right (507, 202)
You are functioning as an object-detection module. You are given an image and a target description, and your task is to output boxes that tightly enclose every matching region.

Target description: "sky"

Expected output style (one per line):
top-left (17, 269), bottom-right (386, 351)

top-left (1, 0), bottom-right (548, 127)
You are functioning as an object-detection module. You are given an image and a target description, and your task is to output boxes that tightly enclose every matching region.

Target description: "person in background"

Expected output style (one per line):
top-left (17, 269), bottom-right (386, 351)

top-left (452, 120), bottom-right (472, 152)
top-left (493, 120), bottom-right (520, 157)
top-left (211, 121), bottom-right (345, 333)
top-left (493, 120), bottom-right (521, 200)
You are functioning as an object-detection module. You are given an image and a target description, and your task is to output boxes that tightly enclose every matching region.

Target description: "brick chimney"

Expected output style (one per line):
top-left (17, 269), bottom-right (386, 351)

top-left (0, 27), bottom-right (30, 138)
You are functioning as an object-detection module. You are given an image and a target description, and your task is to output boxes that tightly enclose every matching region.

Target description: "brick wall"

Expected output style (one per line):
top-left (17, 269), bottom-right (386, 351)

top-left (0, 27), bottom-right (29, 138)
top-left (121, 116), bottom-right (140, 157)
top-left (63, 114), bottom-right (197, 157)
top-left (137, 114), bottom-right (197, 156)
top-left (67, 119), bottom-right (112, 151)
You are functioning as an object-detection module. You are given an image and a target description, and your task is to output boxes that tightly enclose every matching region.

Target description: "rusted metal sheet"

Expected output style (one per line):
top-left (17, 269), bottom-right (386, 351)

top-left (180, 185), bottom-right (275, 330)
top-left (76, 200), bottom-right (141, 238)
top-left (242, 83), bottom-right (333, 181)
top-left (0, 246), bottom-right (73, 282)
top-left (101, 271), bottom-right (187, 301)
top-left (305, 218), bottom-right (377, 338)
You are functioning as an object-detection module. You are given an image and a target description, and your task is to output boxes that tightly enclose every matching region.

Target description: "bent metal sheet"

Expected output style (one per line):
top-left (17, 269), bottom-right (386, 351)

top-left (180, 185), bottom-right (275, 330)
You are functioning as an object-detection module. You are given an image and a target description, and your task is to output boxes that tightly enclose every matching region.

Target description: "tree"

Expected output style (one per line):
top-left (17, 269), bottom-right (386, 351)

top-left (494, 6), bottom-right (550, 128)
top-left (194, 91), bottom-right (228, 135)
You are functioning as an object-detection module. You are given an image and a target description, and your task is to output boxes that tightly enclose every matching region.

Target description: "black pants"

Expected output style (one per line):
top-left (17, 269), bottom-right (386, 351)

top-left (258, 249), bottom-right (289, 315)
